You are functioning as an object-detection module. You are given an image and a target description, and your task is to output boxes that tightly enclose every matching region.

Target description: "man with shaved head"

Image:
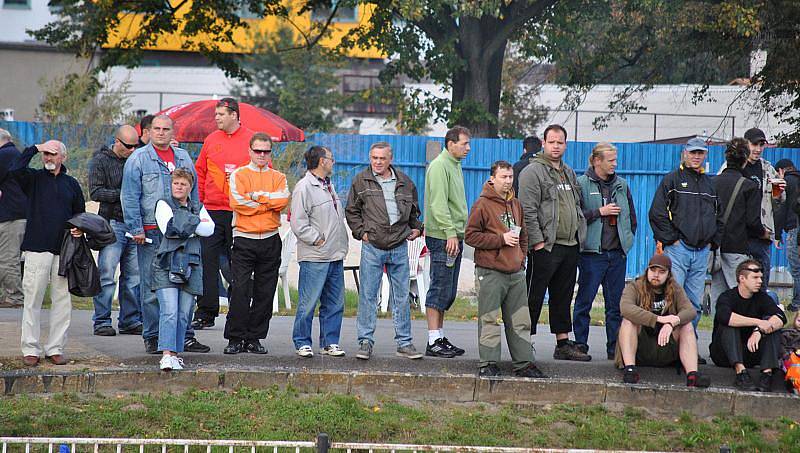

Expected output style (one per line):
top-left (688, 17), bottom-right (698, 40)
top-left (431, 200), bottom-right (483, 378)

top-left (9, 139), bottom-right (85, 366)
top-left (88, 125), bottom-right (142, 336)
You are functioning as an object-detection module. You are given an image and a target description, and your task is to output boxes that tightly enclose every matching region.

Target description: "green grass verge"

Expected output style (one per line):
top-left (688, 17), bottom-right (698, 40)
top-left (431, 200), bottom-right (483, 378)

top-left (1, 388), bottom-right (798, 451)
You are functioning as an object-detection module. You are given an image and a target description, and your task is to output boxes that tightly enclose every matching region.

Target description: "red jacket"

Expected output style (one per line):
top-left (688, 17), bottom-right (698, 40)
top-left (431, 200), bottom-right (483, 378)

top-left (195, 125), bottom-right (254, 211)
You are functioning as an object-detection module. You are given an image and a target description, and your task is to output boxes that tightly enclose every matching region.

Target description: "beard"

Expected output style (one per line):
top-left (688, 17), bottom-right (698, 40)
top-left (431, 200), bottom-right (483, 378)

top-left (44, 162), bottom-right (56, 171)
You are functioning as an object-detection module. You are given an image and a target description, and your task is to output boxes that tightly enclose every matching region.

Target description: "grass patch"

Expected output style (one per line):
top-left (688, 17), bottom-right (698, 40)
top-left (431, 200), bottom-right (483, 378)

top-left (0, 389), bottom-right (797, 451)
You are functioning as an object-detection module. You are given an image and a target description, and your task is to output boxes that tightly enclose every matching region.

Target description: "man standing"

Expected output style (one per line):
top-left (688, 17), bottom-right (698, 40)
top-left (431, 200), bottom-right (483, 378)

top-left (88, 125), bottom-right (142, 336)
top-left (512, 136), bottom-right (541, 198)
top-left (518, 124), bottom-right (589, 361)
top-left (10, 140), bottom-right (84, 366)
top-left (122, 114), bottom-right (210, 354)
top-left (710, 138), bottom-right (766, 309)
top-left (223, 133), bottom-right (289, 354)
top-left (649, 137), bottom-right (719, 332)
top-left (423, 126), bottom-right (470, 358)
top-left (137, 114), bottom-right (154, 148)
top-left (710, 259), bottom-right (786, 391)
top-left (193, 98), bottom-right (255, 329)
top-left (290, 146), bottom-right (349, 358)
top-left (346, 142), bottom-right (424, 360)
top-left (773, 158), bottom-right (800, 311)
top-left (465, 160), bottom-right (545, 378)
top-left (0, 128), bottom-right (27, 308)
top-left (574, 142), bottom-right (637, 360)
top-left (616, 254), bottom-right (710, 388)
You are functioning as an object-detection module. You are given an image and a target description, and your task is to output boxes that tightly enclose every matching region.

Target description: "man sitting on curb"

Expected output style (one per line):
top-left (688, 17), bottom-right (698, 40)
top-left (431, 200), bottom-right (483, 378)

top-left (616, 254), bottom-right (711, 388)
top-left (710, 259), bottom-right (786, 392)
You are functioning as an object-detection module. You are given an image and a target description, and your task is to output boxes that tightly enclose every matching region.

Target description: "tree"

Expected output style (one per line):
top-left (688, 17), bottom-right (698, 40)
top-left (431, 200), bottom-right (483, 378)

top-left (230, 26), bottom-right (348, 133)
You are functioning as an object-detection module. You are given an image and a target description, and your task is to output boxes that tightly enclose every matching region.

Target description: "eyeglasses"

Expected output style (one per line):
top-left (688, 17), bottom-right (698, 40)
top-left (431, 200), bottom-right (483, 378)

top-left (117, 138), bottom-right (138, 149)
top-left (251, 148), bottom-right (272, 155)
top-left (322, 155), bottom-right (335, 163)
top-left (744, 267), bottom-right (763, 273)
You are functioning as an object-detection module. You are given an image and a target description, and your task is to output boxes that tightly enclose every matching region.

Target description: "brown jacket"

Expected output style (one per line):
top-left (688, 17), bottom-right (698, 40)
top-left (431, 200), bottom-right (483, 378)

top-left (620, 278), bottom-right (696, 328)
top-left (465, 181), bottom-right (528, 273)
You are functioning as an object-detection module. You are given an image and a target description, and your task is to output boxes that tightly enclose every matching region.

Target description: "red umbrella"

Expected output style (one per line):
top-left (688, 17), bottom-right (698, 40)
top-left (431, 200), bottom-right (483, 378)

top-left (153, 100), bottom-right (305, 143)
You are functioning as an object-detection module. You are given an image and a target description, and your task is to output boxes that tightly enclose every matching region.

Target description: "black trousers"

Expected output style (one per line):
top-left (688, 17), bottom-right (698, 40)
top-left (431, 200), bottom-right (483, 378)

top-left (710, 324), bottom-right (782, 370)
top-left (527, 244), bottom-right (579, 335)
top-left (196, 210), bottom-right (233, 321)
top-left (223, 235), bottom-right (281, 341)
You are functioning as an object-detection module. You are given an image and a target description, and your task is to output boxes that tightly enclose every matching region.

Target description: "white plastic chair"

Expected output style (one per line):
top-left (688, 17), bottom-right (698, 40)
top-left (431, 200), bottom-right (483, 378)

top-left (272, 229), bottom-right (296, 313)
top-left (380, 236), bottom-right (428, 313)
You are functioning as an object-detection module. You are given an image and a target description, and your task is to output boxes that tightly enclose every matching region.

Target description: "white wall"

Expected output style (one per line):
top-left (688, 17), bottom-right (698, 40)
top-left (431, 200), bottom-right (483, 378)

top-left (0, 0), bottom-right (58, 43)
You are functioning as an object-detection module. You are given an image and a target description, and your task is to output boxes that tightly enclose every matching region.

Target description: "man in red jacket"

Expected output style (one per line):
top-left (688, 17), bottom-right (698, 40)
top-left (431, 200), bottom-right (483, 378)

top-left (193, 98), bottom-right (254, 329)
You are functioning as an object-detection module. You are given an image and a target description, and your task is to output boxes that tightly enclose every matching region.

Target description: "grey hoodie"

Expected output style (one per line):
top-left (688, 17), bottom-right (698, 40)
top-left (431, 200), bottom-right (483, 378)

top-left (290, 171), bottom-right (349, 262)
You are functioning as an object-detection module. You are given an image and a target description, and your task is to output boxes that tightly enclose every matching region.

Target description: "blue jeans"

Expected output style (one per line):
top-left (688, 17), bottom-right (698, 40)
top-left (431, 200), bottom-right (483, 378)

top-left (138, 229), bottom-right (195, 341)
top-left (156, 288), bottom-right (195, 353)
top-left (786, 228), bottom-right (800, 307)
top-left (356, 242), bottom-right (413, 348)
top-left (664, 240), bottom-right (708, 330)
top-left (92, 220), bottom-right (141, 331)
top-left (572, 250), bottom-right (626, 355)
top-left (425, 236), bottom-right (462, 312)
top-left (293, 260), bottom-right (345, 349)
top-left (748, 238), bottom-right (772, 290)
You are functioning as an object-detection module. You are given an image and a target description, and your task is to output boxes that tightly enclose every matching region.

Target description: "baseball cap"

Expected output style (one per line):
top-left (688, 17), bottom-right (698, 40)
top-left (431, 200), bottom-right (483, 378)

top-left (648, 254), bottom-right (672, 271)
top-left (684, 137), bottom-right (708, 153)
top-left (744, 128), bottom-right (767, 144)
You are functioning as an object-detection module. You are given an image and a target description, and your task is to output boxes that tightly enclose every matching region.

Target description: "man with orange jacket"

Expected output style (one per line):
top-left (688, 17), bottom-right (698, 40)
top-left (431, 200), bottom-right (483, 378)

top-left (193, 98), bottom-right (254, 329)
top-left (223, 132), bottom-right (290, 354)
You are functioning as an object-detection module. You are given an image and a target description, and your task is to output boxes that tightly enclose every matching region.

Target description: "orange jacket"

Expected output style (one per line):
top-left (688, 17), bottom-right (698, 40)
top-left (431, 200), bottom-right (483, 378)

top-left (229, 162), bottom-right (290, 237)
top-left (195, 125), bottom-right (254, 211)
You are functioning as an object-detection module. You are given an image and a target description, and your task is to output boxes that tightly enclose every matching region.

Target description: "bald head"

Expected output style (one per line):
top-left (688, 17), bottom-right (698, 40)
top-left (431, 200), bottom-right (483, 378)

top-left (112, 124), bottom-right (140, 158)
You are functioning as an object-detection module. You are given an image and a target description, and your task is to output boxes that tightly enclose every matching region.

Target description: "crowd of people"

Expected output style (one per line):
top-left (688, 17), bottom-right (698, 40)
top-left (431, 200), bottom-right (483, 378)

top-left (0, 98), bottom-right (799, 393)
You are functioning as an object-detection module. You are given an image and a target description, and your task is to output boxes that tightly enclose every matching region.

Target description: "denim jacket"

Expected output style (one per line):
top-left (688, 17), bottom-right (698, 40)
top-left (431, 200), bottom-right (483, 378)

top-left (121, 143), bottom-right (198, 236)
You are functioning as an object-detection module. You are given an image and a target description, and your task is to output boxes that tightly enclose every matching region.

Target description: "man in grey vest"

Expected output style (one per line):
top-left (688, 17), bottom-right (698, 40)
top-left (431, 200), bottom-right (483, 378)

top-left (574, 143), bottom-right (637, 360)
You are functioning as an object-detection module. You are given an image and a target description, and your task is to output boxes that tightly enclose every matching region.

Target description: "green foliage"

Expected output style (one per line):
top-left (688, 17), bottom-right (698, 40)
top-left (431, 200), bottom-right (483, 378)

top-left (498, 51), bottom-right (549, 139)
top-left (230, 26), bottom-right (349, 133)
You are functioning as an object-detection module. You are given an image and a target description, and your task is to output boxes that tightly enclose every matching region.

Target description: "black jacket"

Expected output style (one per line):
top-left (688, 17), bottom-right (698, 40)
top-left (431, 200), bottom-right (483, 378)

top-left (649, 165), bottom-right (720, 248)
top-left (11, 146), bottom-right (85, 254)
top-left (512, 151), bottom-right (537, 197)
top-left (88, 146), bottom-right (127, 222)
top-left (345, 166), bottom-right (424, 250)
top-left (0, 141), bottom-right (27, 222)
top-left (57, 213), bottom-right (113, 297)
top-left (67, 212), bottom-right (115, 250)
top-left (776, 169), bottom-right (800, 234)
top-left (713, 168), bottom-right (765, 254)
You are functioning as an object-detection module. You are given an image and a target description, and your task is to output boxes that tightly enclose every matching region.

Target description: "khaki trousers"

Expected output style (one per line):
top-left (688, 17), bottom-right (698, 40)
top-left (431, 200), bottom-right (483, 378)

top-left (21, 251), bottom-right (72, 357)
top-left (0, 219), bottom-right (25, 304)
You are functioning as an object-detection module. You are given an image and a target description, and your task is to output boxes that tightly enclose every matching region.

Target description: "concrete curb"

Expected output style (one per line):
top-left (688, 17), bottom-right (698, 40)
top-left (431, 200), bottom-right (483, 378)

top-left (2, 367), bottom-right (798, 419)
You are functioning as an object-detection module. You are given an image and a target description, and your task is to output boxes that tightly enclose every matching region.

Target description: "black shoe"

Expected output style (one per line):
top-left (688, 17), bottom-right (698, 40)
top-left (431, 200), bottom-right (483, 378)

top-left (144, 337), bottom-right (159, 355)
top-left (607, 351), bottom-right (616, 361)
top-left (191, 318), bottom-right (215, 330)
top-left (94, 326), bottom-right (116, 336)
top-left (575, 343), bottom-right (589, 354)
top-left (698, 355), bottom-right (707, 365)
top-left (479, 364), bottom-right (501, 377)
top-left (425, 338), bottom-right (457, 358)
top-left (734, 370), bottom-right (756, 391)
top-left (787, 303), bottom-right (800, 312)
top-left (245, 339), bottom-right (268, 354)
top-left (119, 324), bottom-right (143, 335)
top-left (223, 340), bottom-right (246, 355)
top-left (441, 337), bottom-right (465, 356)
top-left (757, 372), bottom-right (773, 392)
top-left (184, 338), bottom-right (211, 353)
top-left (686, 371), bottom-right (711, 388)
top-left (622, 365), bottom-right (640, 384)
top-left (553, 342), bottom-right (592, 361)
top-left (514, 363), bottom-right (547, 378)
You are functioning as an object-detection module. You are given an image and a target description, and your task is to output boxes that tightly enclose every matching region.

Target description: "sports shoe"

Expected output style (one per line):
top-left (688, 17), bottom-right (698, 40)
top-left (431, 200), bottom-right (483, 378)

top-left (118, 324), bottom-right (143, 335)
top-left (321, 344), bottom-right (346, 356)
top-left (160, 355), bottom-right (174, 371)
top-left (622, 365), bottom-right (640, 384)
top-left (553, 341), bottom-right (592, 362)
top-left (479, 364), bottom-right (501, 377)
top-left (575, 343), bottom-right (589, 354)
top-left (441, 337), bottom-right (465, 356)
top-left (734, 370), bottom-right (756, 391)
top-left (356, 342), bottom-right (372, 360)
top-left (94, 326), bottom-right (116, 336)
top-left (296, 345), bottom-right (314, 358)
top-left (245, 340), bottom-right (268, 354)
top-left (223, 340), bottom-right (246, 355)
top-left (757, 371), bottom-right (773, 392)
top-left (788, 302), bottom-right (800, 312)
top-left (396, 344), bottom-right (423, 359)
top-left (144, 337), bottom-right (159, 355)
top-left (191, 318), bottom-right (215, 330)
top-left (425, 338), bottom-right (456, 358)
top-left (171, 356), bottom-right (184, 370)
top-left (514, 363), bottom-right (547, 378)
top-left (686, 371), bottom-right (711, 388)
top-left (184, 338), bottom-right (211, 353)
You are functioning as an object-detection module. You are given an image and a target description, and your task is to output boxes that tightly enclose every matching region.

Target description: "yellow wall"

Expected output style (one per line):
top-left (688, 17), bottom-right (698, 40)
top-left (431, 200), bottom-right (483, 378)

top-left (107, 0), bottom-right (383, 59)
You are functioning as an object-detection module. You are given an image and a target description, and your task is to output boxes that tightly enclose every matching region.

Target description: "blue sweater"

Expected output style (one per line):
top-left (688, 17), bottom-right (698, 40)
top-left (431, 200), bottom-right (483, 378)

top-left (10, 146), bottom-right (85, 254)
top-left (0, 142), bottom-right (27, 222)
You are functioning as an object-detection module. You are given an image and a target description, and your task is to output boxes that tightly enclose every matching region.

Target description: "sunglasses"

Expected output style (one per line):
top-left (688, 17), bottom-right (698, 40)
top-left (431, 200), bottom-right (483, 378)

top-left (117, 138), bottom-right (138, 150)
top-left (744, 267), bottom-right (763, 273)
top-left (251, 148), bottom-right (272, 155)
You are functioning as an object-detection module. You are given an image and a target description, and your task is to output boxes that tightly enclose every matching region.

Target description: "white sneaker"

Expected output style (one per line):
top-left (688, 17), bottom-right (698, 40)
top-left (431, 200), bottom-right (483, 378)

top-left (159, 355), bottom-right (173, 371)
top-left (171, 356), bottom-right (184, 370)
top-left (296, 345), bottom-right (314, 358)
top-left (321, 344), bottom-right (346, 357)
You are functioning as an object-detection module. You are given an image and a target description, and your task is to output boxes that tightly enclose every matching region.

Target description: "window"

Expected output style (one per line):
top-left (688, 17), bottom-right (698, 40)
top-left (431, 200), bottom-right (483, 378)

top-left (3, 0), bottom-right (31, 8)
top-left (342, 75), bottom-right (396, 116)
top-left (311, 1), bottom-right (358, 23)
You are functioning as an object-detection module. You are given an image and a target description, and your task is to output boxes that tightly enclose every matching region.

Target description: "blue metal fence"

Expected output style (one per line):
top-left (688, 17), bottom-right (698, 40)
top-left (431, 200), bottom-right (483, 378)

top-left (4, 121), bottom-right (799, 277)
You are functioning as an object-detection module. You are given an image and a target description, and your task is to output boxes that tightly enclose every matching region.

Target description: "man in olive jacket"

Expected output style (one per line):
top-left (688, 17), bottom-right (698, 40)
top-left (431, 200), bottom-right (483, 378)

top-left (346, 142), bottom-right (424, 360)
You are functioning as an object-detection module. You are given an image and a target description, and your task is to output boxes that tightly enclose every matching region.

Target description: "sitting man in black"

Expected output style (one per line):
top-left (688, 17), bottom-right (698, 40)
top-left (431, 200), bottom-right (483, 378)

top-left (710, 259), bottom-right (786, 391)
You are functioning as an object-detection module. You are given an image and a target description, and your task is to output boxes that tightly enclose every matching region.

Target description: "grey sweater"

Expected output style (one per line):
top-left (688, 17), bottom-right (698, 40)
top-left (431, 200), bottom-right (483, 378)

top-left (290, 171), bottom-right (349, 262)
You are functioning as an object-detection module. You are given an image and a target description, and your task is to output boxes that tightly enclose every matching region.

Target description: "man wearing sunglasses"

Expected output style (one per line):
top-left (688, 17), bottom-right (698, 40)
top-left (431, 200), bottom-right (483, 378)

top-left (87, 125), bottom-right (143, 337)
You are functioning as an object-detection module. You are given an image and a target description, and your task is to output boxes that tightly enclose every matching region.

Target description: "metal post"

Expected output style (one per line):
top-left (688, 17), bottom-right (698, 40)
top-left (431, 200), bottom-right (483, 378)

top-left (653, 114), bottom-right (657, 141)
top-left (731, 116), bottom-right (736, 139)
top-left (316, 433), bottom-right (330, 453)
top-left (159, 92), bottom-right (164, 111)
top-left (573, 111), bottom-right (578, 142)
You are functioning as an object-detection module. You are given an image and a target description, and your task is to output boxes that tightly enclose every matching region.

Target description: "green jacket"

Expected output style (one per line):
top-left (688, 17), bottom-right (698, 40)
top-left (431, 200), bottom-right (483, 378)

top-left (424, 150), bottom-right (467, 240)
top-left (518, 154), bottom-right (586, 252)
top-left (577, 171), bottom-right (635, 253)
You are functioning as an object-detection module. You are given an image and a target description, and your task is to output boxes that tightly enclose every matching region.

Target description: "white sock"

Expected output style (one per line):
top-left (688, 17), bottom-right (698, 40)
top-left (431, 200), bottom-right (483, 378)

top-left (438, 329), bottom-right (445, 339)
top-left (428, 330), bottom-right (442, 345)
